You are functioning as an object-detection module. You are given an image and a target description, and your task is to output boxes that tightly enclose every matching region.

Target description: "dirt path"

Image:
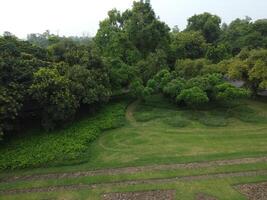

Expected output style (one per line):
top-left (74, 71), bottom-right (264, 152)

top-left (196, 193), bottom-right (218, 200)
top-left (1, 170), bottom-right (267, 195)
top-left (102, 190), bottom-right (176, 200)
top-left (125, 100), bottom-right (140, 126)
top-left (1, 156), bottom-right (267, 183)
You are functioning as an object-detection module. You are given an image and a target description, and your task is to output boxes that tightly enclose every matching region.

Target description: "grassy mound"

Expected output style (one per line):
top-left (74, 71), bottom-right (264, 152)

top-left (163, 115), bottom-right (190, 127)
top-left (134, 95), bottom-right (267, 128)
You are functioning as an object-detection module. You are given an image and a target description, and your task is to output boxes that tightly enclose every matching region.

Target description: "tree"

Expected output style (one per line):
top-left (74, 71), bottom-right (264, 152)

top-left (129, 78), bottom-right (145, 99)
top-left (186, 12), bottom-right (221, 43)
top-left (206, 44), bottom-right (230, 63)
top-left (30, 67), bottom-right (78, 130)
top-left (170, 31), bottom-right (207, 60)
top-left (220, 49), bottom-right (267, 94)
top-left (253, 19), bottom-right (267, 37)
top-left (0, 35), bottom-right (50, 136)
top-left (175, 59), bottom-right (212, 79)
top-left (247, 50), bottom-right (267, 90)
top-left (221, 18), bottom-right (267, 55)
top-left (144, 69), bottom-right (248, 107)
top-left (95, 1), bottom-right (170, 61)
top-left (163, 78), bottom-right (185, 98)
top-left (176, 87), bottom-right (209, 106)
top-left (136, 49), bottom-right (169, 82)
top-left (68, 65), bottom-right (111, 105)
top-left (0, 84), bottom-right (23, 135)
top-left (124, 1), bottom-right (170, 56)
top-left (215, 83), bottom-right (249, 101)
top-left (48, 38), bottom-right (76, 62)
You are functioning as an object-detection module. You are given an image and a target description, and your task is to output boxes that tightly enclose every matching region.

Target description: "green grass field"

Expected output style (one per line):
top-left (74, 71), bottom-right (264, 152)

top-left (0, 95), bottom-right (267, 199)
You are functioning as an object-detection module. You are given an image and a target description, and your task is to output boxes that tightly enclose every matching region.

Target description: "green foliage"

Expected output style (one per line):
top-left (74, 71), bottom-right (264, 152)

top-left (177, 87), bottom-right (209, 106)
top-left (163, 78), bottom-right (186, 98)
top-left (48, 39), bottom-right (76, 62)
top-left (175, 59), bottom-right (213, 79)
top-left (170, 31), bottom-right (207, 60)
top-left (215, 83), bottom-right (250, 101)
top-left (206, 44), bottom-right (230, 63)
top-left (0, 101), bottom-right (127, 169)
top-left (1, 1), bottom-right (267, 157)
top-left (219, 49), bottom-right (267, 94)
top-left (221, 18), bottom-right (267, 55)
top-left (95, 1), bottom-right (170, 89)
top-left (29, 67), bottom-right (78, 130)
top-left (186, 12), bottom-right (222, 43)
top-left (136, 49), bottom-right (169, 82)
top-left (0, 85), bottom-right (23, 135)
top-left (129, 78), bottom-right (145, 99)
top-left (0, 35), bottom-right (50, 136)
top-left (152, 69), bottom-right (172, 89)
top-left (104, 58), bottom-right (136, 91)
top-left (247, 49), bottom-right (267, 90)
top-left (124, 2), bottom-right (170, 55)
top-left (68, 65), bottom-right (111, 105)
top-left (0, 33), bottom-right (113, 136)
top-left (218, 58), bottom-right (248, 80)
top-left (144, 69), bottom-right (248, 107)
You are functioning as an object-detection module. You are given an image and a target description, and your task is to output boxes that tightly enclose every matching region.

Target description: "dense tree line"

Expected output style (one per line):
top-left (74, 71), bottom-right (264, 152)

top-left (0, 32), bottom-right (110, 137)
top-left (1, 1), bottom-right (267, 138)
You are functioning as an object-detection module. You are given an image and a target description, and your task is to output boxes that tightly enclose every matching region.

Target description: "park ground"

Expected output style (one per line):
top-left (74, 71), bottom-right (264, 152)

top-left (0, 95), bottom-right (267, 200)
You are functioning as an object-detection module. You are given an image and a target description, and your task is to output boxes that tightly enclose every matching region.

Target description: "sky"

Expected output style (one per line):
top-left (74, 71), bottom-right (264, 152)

top-left (1, 0), bottom-right (267, 39)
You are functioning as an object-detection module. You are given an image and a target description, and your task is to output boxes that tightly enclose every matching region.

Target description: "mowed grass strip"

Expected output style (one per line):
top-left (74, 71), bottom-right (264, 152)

top-left (1, 161), bottom-right (267, 191)
top-left (1, 173), bottom-right (267, 200)
top-left (1, 156), bottom-right (267, 183)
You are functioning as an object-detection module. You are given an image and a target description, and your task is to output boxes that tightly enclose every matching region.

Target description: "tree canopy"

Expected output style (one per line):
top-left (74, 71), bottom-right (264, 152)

top-left (1, 1), bottom-right (267, 139)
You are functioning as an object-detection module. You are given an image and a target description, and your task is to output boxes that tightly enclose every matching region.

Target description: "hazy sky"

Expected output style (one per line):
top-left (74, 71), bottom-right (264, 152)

top-left (1, 0), bottom-right (267, 38)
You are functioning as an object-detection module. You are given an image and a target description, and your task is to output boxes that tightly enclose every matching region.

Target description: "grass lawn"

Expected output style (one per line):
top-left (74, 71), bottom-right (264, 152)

top-left (0, 95), bottom-right (267, 199)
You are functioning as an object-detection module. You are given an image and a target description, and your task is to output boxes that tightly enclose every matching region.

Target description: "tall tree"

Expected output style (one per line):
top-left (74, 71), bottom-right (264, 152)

top-left (170, 31), bottom-right (207, 60)
top-left (186, 12), bottom-right (221, 43)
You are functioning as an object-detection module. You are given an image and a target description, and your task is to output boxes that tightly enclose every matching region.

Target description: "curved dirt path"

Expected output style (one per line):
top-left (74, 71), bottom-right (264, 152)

top-left (1, 156), bottom-right (267, 184)
top-left (1, 170), bottom-right (267, 195)
top-left (125, 100), bottom-right (140, 126)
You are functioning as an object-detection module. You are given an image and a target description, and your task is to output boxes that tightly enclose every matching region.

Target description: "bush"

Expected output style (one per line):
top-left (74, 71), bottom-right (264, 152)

top-left (177, 87), bottom-right (209, 106)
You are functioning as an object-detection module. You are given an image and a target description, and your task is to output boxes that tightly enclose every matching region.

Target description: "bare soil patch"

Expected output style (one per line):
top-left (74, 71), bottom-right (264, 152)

top-left (196, 193), bottom-right (217, 200)
top-left (102, 190), bottom-right (175, 200)
top-left (236, 182), bottom-right (267, 200)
